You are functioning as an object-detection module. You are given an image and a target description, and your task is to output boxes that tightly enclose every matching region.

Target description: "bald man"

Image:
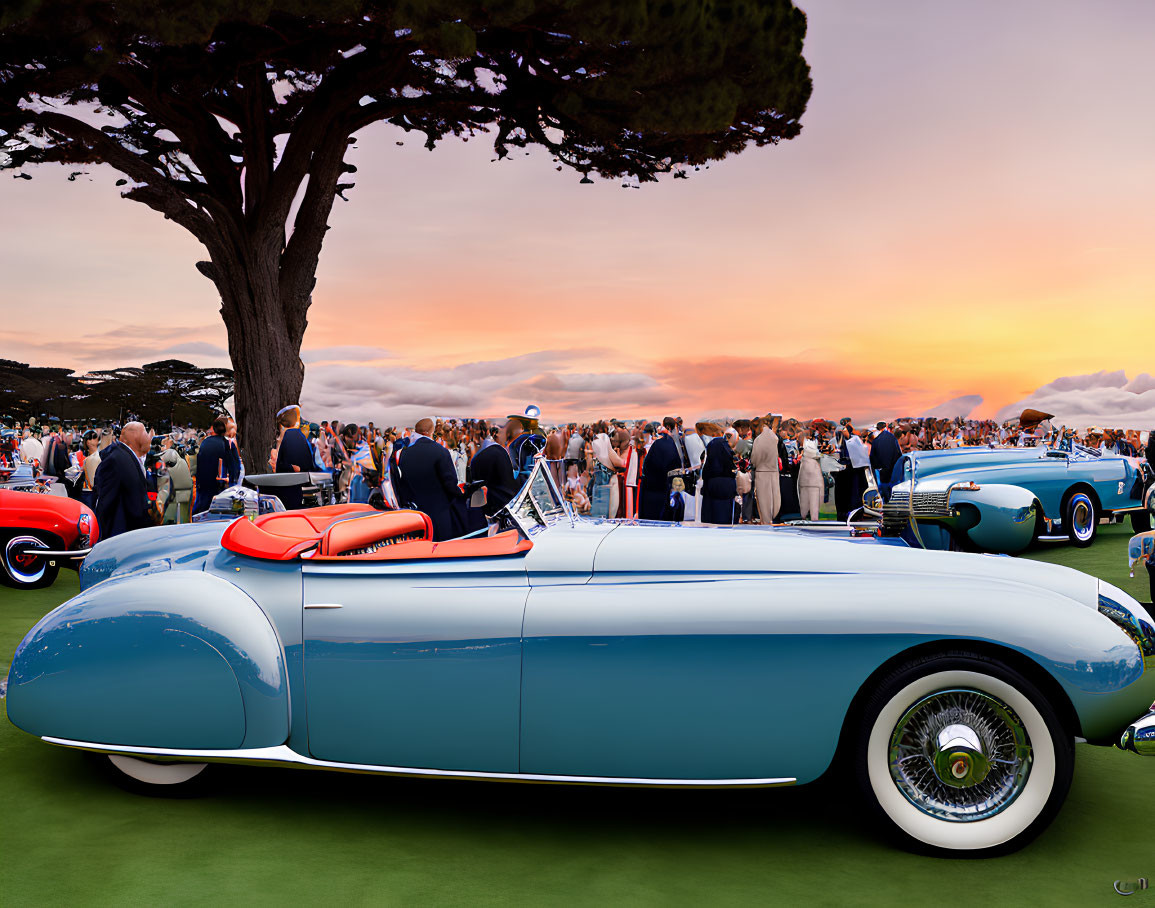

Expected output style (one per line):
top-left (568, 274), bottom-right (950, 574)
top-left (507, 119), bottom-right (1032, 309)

top-left (93, 421), bottom-right (153, 538)
top-left (394, 417), bottom-right (465, 541)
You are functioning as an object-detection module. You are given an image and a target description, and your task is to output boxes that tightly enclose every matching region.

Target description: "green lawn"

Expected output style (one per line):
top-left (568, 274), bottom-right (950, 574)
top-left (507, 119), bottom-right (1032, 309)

top-left (1, 527), bottom-right (1151, 907)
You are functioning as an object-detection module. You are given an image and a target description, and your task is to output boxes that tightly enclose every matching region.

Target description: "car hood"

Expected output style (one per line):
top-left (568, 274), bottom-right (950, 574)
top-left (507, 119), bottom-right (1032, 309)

top-left (589, 521), bottom-right (1099, 608)
top-left (81, 521), bottom-right (228, 589)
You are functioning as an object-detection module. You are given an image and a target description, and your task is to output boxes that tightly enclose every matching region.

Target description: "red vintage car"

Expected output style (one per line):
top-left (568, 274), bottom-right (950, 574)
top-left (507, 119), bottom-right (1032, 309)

top-left (0, 489), bottom-right (98, 589)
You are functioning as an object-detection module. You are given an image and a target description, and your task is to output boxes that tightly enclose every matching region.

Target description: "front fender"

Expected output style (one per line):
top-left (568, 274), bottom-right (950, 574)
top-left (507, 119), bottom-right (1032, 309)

top-left (951, 484), bottom-right (1039, 554)
top-left (7, 571), bottom-right (288, 749)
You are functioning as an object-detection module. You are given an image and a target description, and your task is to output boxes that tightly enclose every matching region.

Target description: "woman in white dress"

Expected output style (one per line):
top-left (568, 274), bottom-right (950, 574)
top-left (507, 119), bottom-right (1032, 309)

top-left (797, 429), bottom-right (823, 521)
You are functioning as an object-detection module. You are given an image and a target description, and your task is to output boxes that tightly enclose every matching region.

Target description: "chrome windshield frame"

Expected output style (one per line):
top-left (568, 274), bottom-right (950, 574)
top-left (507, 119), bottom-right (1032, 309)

top-left (499, 456), bottom-right (574, 537)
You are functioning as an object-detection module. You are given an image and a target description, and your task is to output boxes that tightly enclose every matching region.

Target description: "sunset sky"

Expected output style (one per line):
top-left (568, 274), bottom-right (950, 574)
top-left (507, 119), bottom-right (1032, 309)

top-left (1, 0), bottom-right (1153, 425)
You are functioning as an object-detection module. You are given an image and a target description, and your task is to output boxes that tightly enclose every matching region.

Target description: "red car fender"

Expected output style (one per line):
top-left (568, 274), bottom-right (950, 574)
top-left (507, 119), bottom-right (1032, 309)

top-left (0, 489), bottom-right (99, 547)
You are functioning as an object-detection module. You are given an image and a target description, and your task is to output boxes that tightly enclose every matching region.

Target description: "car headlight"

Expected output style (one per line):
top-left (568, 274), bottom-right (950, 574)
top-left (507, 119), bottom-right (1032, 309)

top-left (1099, 586), bottom-right (1155, 674)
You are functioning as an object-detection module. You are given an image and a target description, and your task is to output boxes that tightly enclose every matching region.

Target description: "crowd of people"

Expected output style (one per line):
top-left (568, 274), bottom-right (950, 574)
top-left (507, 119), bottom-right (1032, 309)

top-left (3, 410), bottom-right (1153, 543)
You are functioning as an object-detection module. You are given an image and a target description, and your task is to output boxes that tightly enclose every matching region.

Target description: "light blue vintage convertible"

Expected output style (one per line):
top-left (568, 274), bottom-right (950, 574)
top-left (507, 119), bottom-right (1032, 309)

top-left (882, 444), bottom-right (1153, 554)
top-left (6, 460), bottom-right (1155, 856)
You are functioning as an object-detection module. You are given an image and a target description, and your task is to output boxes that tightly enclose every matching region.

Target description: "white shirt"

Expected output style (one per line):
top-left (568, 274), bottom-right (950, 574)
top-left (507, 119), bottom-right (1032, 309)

top-left (683, 432), bottom-right (706, 468)
top-left (20, 437), bottom-right (43, 463)
top-left (846, 434), bottom-right (871, 468)
top-left (565, 433), bottom-right (585, 460)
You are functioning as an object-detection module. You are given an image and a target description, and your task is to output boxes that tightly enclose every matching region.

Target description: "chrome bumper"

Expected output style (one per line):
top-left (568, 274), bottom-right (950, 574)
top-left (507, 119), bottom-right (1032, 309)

top-left (8, 544), bottom-right (90, 561)
top-left (1117, 710), bottom-right (1155, 755)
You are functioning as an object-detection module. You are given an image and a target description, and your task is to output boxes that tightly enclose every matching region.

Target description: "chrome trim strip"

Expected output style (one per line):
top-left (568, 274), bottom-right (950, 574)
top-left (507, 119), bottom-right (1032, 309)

top-left (42, 738), bottom-right (796, 788)
top-left (303, 603), bottom-right (344, 609)
top-left (13, 547), bottom-right (90, 559)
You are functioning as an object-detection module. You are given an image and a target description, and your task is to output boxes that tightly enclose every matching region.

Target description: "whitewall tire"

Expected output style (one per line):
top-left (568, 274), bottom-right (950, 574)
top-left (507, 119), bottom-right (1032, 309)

top-left (104, 754), bottom-right (210, 795)
top-left (855, 655), bottom-right (1073, 856)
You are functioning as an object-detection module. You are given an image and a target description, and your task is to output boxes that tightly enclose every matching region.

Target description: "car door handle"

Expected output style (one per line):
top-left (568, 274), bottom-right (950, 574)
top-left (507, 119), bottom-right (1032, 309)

top-left (304, 603), bottom-right (344, 609)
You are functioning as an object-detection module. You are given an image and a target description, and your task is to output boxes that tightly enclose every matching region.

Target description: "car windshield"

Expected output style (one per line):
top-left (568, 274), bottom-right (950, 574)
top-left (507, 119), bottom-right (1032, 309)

top-left (502, 459), bottom-right (569, 534)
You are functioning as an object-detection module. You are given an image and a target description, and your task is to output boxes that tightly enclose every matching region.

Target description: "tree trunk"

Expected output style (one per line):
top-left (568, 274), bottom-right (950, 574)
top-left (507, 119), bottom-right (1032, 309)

top-left (207, 254), bottom-right (308, 476)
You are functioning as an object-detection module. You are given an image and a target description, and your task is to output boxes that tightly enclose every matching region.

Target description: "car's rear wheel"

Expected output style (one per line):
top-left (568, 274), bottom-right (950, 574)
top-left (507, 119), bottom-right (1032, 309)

top-left (854, 653), bottom-right (1073, 856)
top-left (0, 531), bottom-right (61, 589)
top-left (99, 754), bottom-right (211, 797)
top-left (1062, 490), bottom-right (1098, 547)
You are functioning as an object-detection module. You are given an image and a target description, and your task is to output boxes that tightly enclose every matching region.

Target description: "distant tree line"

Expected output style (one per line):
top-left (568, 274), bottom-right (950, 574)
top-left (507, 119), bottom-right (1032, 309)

top-left (0, 359), bottom-right (233, 428)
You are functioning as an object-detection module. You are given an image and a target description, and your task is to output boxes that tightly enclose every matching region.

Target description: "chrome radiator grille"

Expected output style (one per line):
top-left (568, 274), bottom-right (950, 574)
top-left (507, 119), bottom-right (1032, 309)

top-left (882, 490), bottom-right (952, 526)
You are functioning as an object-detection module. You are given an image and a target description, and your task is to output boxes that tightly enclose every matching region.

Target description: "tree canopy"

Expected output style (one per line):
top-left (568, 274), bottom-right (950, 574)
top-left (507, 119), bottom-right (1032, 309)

top-left (0, 0), bottom-right (812, 467)
top-left (0, 357), bottom-right (234, 427)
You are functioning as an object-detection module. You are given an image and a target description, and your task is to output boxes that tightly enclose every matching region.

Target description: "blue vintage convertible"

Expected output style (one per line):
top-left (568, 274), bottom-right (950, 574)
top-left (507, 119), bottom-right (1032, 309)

top-left (882, 444), bottom-right (1153, 554)
top-left (6, 461), bottom-right (1155, 856)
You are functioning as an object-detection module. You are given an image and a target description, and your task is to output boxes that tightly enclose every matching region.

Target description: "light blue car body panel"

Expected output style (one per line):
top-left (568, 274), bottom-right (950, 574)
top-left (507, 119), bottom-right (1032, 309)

top-left (7, 570), bottom-right (288, 749)
top-left (300, 558), bottom-right (529, 771)
top-left (8, 470), bottom-right (1155, 782)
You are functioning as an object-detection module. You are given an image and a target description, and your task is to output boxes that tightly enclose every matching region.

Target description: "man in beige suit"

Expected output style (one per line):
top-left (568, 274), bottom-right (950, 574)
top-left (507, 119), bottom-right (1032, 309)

top-left (751, 416), bottom-right (781, 524)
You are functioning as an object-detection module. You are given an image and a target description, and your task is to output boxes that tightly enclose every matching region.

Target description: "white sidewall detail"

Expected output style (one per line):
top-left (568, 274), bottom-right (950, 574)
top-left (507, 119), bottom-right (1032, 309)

top-left (108, 754), bottom-right (208, 786)
top-left (866, 669), bottom-right (1056, 851)
top-left (4, 535), bottom-right (47, 583)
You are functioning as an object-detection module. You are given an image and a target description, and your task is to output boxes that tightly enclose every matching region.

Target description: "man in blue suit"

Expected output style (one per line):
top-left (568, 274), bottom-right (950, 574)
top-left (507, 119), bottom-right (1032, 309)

top-left (394, 417), bottom-right (465, 541)
top-left (869, 421), bottom-right (902, 502)
top-left (639, 417), bottom-right (686, 521)
top-left (273, 405), bottom-right (316, 510)
top-left (93, 421), bottom-right (153, 538)
top-left (192, 416), bottom-right (238, 515)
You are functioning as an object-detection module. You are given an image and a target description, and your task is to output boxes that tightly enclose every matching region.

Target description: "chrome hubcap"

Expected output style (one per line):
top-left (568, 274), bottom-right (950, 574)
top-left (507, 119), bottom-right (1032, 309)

top-left (931, 724), bottom-right (991, 788)
top-left (1070, 495), bottom-right (1094, 540)
top-left (889, 689), bottom-right (1032, 822)
top-left (4, 536), bottom-right (46, 581)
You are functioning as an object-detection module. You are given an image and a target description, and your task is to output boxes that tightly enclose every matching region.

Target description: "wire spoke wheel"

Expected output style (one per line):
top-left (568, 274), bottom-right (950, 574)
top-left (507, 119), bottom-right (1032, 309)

top-left (888, 688), bottom-right (1032, 822)
top-left (857, 657), bottom-right (1073, 855)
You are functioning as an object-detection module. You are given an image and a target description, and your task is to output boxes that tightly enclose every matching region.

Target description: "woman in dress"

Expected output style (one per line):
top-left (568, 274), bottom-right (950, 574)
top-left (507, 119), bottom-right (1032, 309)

top-left (589, 421), bottom-right (624, 518)
top-left (700, 424), bottom-right (738, 525)
top-left (796, 428), bottom-right (823, 521)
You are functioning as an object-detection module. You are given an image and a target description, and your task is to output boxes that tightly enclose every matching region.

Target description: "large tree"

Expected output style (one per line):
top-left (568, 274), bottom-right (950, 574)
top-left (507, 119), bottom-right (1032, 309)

top-left (0, 0), bottom-right (811, 469)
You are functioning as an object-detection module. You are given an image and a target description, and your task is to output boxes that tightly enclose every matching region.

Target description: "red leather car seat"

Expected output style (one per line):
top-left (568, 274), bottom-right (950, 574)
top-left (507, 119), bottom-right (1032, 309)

top-left (222, 506), bottom-right (532, 562)
top-left (221, 504), bottom-right (376, 560)
top-left (319, 511), bottom-right (433, 556)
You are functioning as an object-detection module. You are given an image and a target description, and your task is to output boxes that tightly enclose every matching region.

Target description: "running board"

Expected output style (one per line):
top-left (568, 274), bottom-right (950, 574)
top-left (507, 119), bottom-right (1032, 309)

top-left (42, 737), bottom-right (796, 789)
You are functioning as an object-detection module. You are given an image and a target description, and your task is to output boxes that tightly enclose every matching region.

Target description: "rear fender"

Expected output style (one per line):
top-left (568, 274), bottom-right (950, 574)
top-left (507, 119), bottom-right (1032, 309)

top-left (7, 571), bottom-right (288, 749)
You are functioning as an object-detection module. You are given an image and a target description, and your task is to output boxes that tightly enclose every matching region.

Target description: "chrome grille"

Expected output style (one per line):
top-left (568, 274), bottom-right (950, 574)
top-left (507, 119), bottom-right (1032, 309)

top-left (883, 490), bottom-right (952, 526)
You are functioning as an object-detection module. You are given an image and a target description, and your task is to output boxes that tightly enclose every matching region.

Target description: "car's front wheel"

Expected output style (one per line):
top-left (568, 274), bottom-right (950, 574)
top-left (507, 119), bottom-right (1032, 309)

top-left (0, 532), bottom-right (61, 589)
top-left (854, 653), bottom-right (1073, 856)
top-left (1063, 490), bottom-right (1098, 547)
top-left (100, 754), bottom-right (210, 796)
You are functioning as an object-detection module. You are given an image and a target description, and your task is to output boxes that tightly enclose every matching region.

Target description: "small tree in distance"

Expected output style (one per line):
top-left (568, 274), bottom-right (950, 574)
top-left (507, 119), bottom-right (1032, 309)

top-left (0, 1), bottom-right (811, 470)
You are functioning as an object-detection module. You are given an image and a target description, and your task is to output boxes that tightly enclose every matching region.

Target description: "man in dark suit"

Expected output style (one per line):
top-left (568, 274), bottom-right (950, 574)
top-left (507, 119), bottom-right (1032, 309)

top-left (93, 421), bottom-right (153, 538)
top-left (468, 422), bottom-right (521, 524)
top-left (869, 421), bottom-right (902, 502)
top-left (192, 416), bottom-right (238, 515)
top-left (639, 417), bottom-right (685, 521)
top-left (394, 417), bottom-right (465, 541)
top-left (273, 405), bottom-right (316, 510)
